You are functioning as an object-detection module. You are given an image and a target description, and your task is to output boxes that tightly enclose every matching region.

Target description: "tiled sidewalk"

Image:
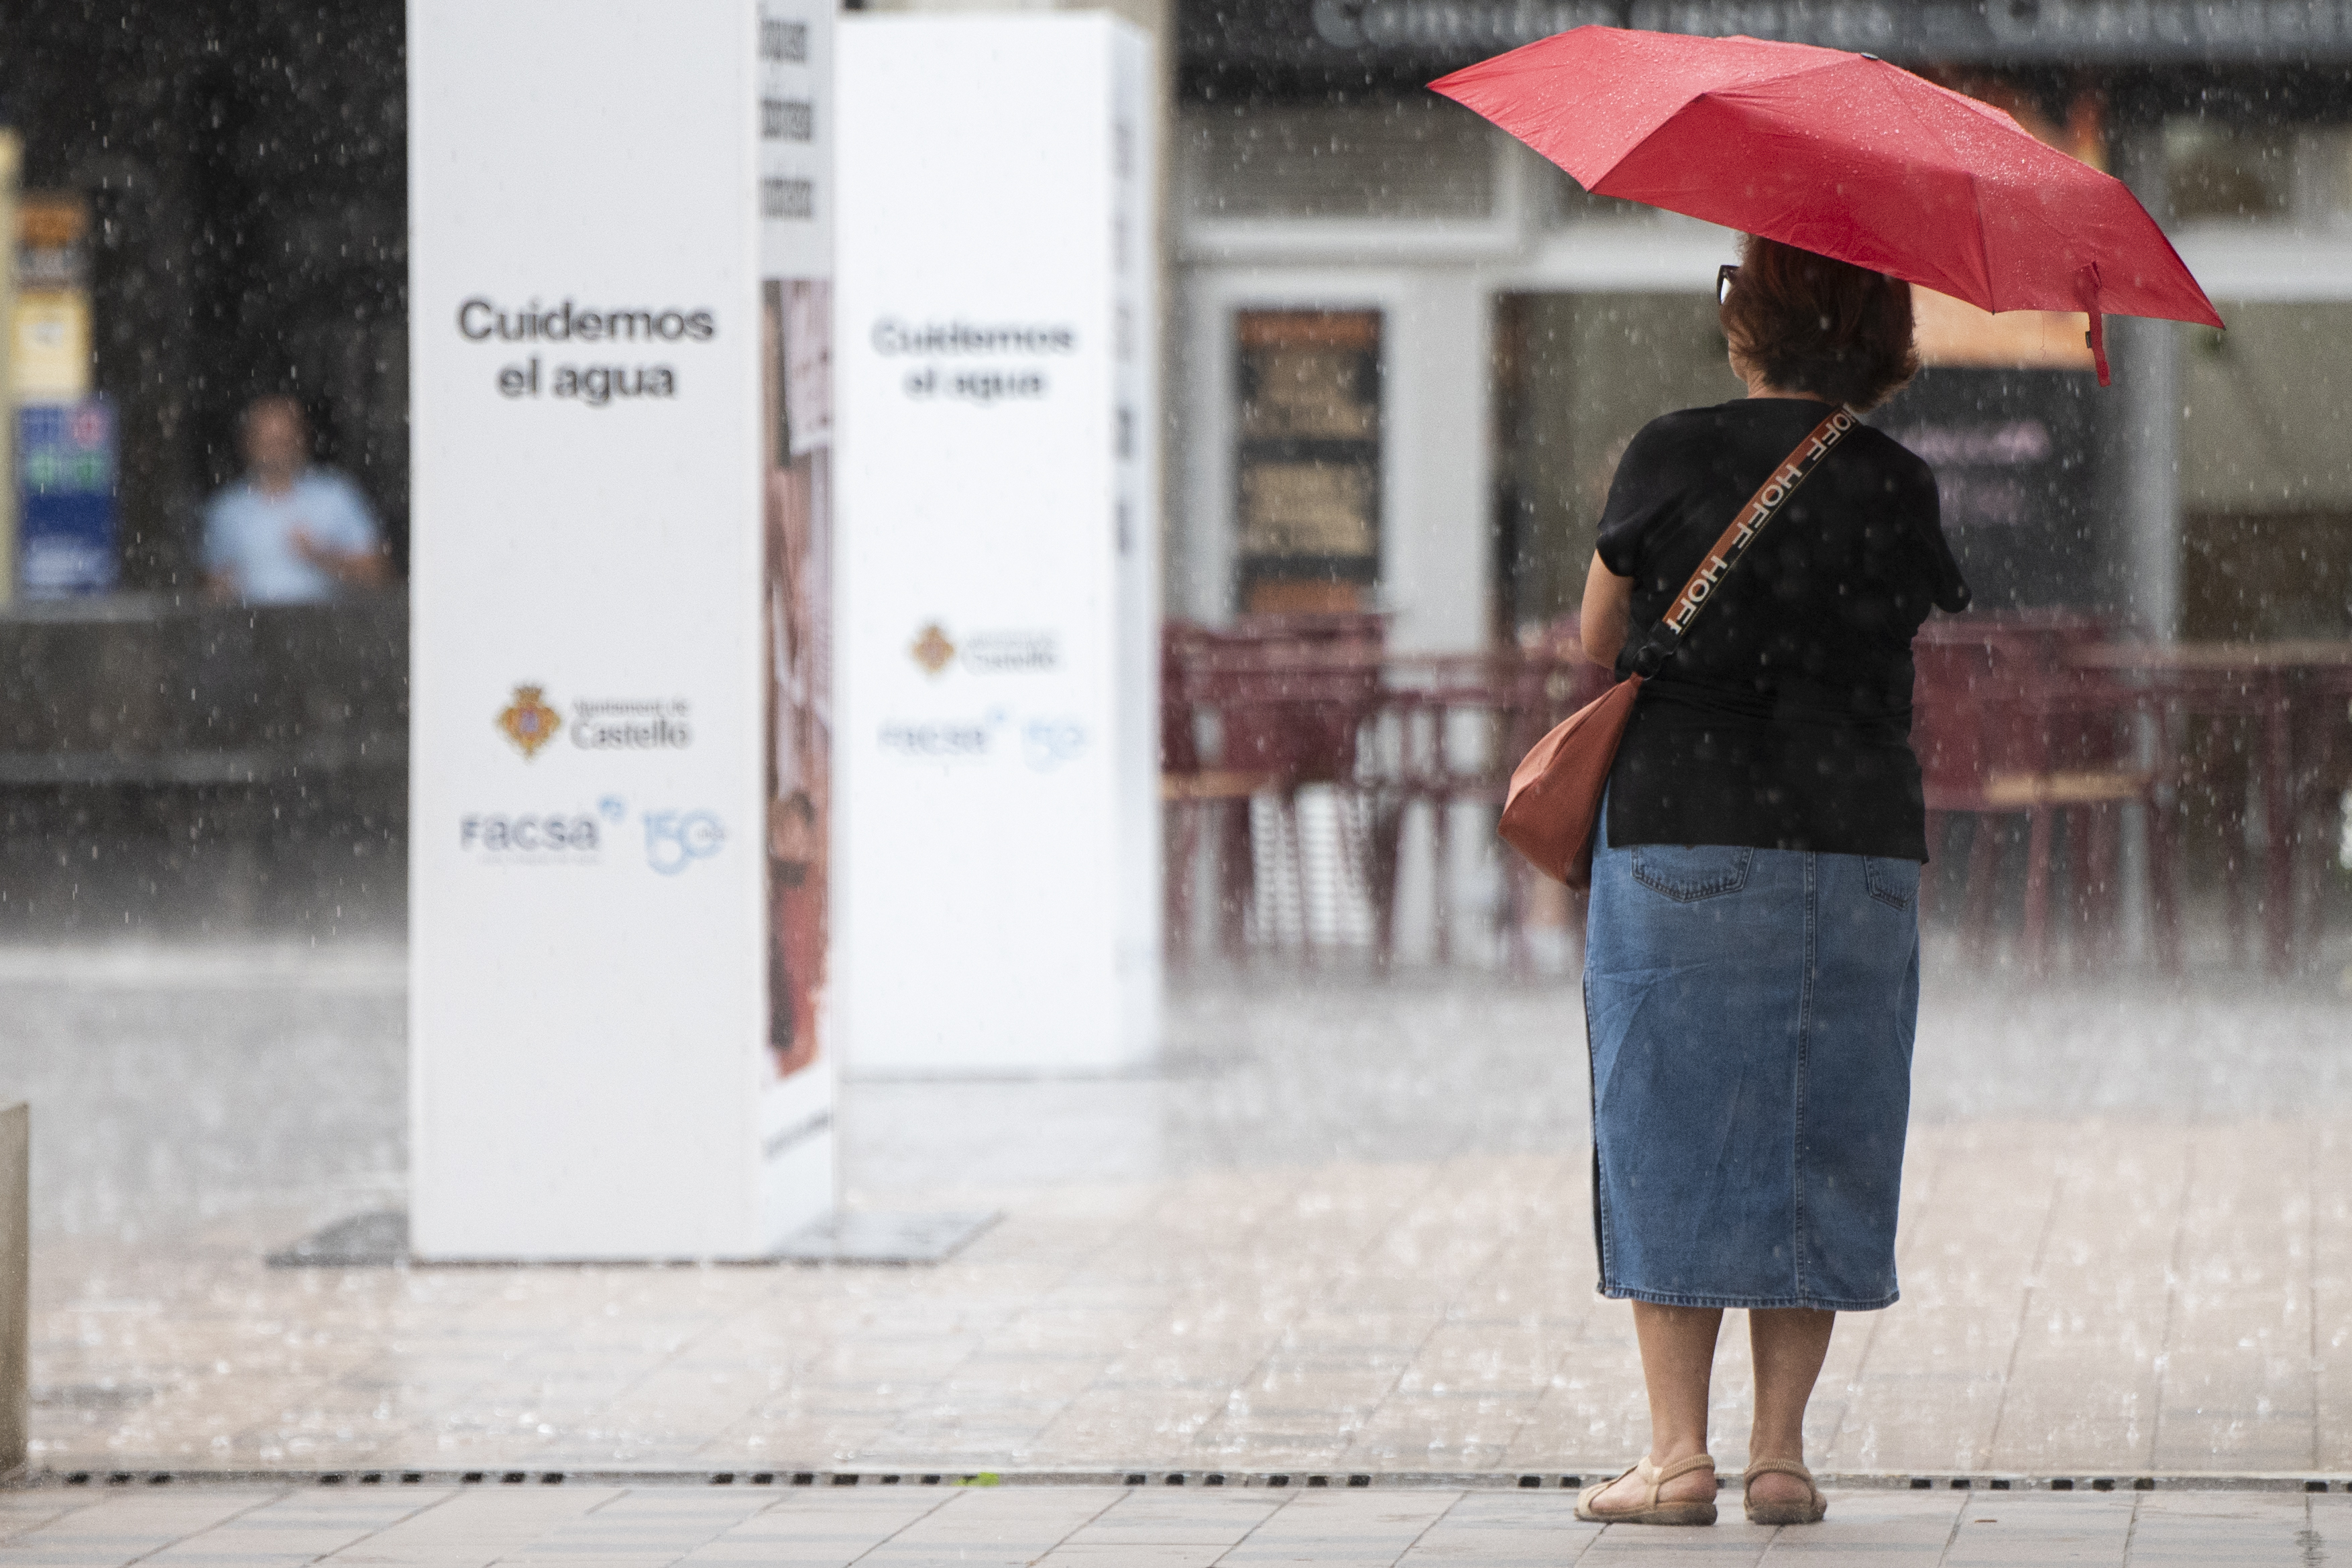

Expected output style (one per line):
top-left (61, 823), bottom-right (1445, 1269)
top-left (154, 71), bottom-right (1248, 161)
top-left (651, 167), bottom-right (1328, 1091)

top-left (11, 955), bottom-right (2352, 1484)
top-left (2, 1481), bottom-right (2348, 1566)
top-left (21, 1121), bottom-right (2352, 1480)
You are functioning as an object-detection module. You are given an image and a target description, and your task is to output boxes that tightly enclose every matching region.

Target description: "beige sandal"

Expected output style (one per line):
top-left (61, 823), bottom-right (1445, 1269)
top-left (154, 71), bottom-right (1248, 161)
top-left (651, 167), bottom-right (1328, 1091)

top-left (1742, 1457), bottom-right (1828, 1524)
top-left (1573, 1452), bottom-right (1718, 1525)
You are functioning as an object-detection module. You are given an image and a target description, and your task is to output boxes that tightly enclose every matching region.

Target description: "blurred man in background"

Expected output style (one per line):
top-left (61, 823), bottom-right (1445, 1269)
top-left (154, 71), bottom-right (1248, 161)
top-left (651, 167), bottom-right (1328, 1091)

top-left (203, 395), bottom-right (387, 604)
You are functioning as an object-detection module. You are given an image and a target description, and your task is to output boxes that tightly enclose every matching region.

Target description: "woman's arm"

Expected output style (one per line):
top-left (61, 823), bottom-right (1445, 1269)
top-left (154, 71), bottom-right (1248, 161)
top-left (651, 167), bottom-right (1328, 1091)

top-left (1579, 553), bottom-right (1634, 668)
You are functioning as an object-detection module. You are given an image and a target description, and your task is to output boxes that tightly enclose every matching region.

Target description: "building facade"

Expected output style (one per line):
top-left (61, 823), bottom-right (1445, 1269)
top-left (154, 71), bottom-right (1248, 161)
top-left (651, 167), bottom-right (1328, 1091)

top-left (1172, 0), bottom-right (2352, 653)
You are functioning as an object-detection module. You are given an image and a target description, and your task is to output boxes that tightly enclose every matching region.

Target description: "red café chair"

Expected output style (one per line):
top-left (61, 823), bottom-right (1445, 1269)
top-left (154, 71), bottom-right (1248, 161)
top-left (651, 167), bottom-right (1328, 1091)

top-left (1218, 616), bottom-right (1387, 960)
top-left (1161, 622), bottom-right (1280, 962)
top-left (1161, 616), bottom-right (1387, 963)
top-left (1913, 617), bottom-right (2180, 976)
top-left (1371, 618), bottom-right (1608, 973)
top-left (1379, 656), bottom-right (1506, 968)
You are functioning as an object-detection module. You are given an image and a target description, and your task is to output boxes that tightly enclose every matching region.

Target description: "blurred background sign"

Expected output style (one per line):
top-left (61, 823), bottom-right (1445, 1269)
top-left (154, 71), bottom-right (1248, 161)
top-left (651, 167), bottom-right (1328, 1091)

top-left (1185, 0), bottom-right (2352, 83)
top-left (1872, 372), bottom-right (2100, 614)
top-left (15, 399), bottom-right (115, 598)
top-left (12, 193), bottom-right (90, 402)
top-left (1235, 309), bottom-right (1382, 615)
top-left (0, 130), bottom-right (15, 608)
top-left (11, 193), bottom-right (107, 600)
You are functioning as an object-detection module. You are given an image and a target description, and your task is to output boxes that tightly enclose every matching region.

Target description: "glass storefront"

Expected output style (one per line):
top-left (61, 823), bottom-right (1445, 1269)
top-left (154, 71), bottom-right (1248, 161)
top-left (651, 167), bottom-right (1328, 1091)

top-left (1178, 103), bottom-right (2352, 654)
top-left (1490, 290), bottom-right (1730, 630)
top-left (2180, 300), bottom-right (2352, 641)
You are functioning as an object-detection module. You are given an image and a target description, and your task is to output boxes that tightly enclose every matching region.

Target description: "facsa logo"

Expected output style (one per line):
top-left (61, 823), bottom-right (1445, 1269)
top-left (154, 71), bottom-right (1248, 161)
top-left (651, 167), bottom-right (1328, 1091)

top-left (459, 812), bottom-right (602, 858)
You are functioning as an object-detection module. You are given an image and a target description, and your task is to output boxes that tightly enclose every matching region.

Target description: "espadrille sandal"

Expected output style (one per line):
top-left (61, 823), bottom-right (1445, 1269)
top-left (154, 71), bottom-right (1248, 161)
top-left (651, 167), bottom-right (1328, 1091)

top-left (1573, 1451), bottom-right (1718, 1525)
top-left (1742, 1457), bottom-right (1828, 1524)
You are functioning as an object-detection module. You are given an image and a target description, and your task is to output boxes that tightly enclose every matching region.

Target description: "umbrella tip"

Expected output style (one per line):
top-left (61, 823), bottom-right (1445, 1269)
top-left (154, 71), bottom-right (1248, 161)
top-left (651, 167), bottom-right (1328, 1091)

top-left (2076, 263), bottom-right (2110, 386)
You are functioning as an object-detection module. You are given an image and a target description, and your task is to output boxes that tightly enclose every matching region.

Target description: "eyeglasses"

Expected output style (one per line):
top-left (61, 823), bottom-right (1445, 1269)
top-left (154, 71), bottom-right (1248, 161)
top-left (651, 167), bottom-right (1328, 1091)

top-left (1717, 264), bottom-right (1740, 305)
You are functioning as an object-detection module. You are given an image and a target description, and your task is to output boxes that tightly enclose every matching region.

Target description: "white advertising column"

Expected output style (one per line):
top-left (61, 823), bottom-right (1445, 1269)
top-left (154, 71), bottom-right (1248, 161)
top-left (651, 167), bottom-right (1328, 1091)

top-left (408, 0), bottom-right (836, 1259)
top-left (836, 15), bottom-right (1160, 1075)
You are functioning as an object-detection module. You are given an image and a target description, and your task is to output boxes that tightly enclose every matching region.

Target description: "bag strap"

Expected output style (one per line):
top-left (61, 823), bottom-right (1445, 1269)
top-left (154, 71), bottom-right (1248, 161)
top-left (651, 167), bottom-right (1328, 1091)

top-left (1626, 404), bottom-right (1858, 679)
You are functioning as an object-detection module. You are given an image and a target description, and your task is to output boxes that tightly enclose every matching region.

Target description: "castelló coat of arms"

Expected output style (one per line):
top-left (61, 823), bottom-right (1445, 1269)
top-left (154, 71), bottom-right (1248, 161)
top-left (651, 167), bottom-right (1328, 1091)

top-left (498, 684), bottom-right (562, 759)
top-left (909, 622), bottom-right (956, 676)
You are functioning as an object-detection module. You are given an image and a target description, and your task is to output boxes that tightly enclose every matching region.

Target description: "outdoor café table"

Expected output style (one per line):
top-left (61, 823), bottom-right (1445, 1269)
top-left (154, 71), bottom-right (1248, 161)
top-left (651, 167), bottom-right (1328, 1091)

top-left (2064, 639), bottom-right (2352, 975)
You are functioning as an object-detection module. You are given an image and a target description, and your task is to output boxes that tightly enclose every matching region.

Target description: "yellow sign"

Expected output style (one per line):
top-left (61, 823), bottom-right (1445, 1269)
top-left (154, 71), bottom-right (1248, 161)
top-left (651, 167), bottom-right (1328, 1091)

top-left (1, 132), bottom-right (20, 613)
top-left (13, 291), bottom-right (91, 400)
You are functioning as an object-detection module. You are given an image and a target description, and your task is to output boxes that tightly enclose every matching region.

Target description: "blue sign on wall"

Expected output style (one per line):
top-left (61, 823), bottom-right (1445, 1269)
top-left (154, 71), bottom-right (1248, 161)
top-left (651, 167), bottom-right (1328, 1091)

top-left (18, 399), bottom-right (117, 597)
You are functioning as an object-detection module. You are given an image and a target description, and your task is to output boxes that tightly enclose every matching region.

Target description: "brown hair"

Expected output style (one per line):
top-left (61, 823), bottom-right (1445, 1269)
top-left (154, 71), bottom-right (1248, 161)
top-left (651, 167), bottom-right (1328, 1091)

top-left (1720, 235), bottom-right (1919, 412)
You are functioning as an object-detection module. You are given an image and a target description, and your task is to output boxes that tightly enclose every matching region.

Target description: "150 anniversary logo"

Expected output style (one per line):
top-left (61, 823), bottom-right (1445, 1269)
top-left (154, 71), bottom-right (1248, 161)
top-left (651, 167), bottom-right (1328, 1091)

top-left (457, 795), bottom-right (726, 875)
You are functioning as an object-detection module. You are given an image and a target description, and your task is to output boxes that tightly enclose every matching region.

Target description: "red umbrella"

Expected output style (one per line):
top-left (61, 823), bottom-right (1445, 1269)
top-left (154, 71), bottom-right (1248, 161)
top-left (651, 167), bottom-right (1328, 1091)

top-left (1430, 27), bottom-right (2221, 384)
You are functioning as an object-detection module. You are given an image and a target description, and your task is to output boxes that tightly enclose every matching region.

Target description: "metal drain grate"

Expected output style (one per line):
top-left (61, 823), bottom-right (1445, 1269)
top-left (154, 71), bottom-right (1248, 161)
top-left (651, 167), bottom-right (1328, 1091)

top-left (25, 1467), bottom-right (2350, 1494)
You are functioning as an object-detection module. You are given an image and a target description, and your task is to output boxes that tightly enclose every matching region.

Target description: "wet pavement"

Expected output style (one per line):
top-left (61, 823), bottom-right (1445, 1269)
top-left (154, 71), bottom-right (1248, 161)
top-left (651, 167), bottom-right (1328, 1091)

top-left (4, 939), bottom-right (2351, 1490)
top-left (2, 1479), bottom-right (2348, 1565)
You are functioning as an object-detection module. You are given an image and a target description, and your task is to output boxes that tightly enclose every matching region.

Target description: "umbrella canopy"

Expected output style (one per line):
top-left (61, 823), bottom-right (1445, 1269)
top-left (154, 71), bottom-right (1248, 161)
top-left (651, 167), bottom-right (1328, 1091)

top-left (1430, 27), bottom-right (2222, 384)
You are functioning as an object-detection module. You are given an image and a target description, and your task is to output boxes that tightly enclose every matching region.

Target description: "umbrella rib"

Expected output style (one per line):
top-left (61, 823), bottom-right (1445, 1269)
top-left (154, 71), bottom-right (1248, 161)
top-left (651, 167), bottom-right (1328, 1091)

top-left (1624, 56), bottom-right (1998, 290)
top-left (1595, 59), bottom-right (1884, 205)
top-left (1966, 170), bottom-right (1997, 312)
top-left (1881, 74), bottom-right (2130, 313)
top-left (1863, 66), bottom-right (2004, 307)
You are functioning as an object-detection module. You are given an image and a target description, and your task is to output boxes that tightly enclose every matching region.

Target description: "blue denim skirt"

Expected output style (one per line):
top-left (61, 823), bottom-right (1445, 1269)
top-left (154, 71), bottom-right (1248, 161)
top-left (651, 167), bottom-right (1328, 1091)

top-left (1583, 800), bottom-right (1920, 1312)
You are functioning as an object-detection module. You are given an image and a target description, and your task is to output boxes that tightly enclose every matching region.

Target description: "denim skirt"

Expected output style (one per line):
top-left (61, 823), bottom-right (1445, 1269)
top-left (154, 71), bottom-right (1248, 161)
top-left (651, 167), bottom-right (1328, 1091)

top-left (1582, 801), bottom-right (1920, 1312)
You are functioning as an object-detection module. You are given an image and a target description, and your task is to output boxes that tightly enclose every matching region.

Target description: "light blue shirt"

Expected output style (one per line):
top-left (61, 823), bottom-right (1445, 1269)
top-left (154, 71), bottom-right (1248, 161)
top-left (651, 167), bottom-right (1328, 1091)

top-left (202, 469), bottom-right (380, 605)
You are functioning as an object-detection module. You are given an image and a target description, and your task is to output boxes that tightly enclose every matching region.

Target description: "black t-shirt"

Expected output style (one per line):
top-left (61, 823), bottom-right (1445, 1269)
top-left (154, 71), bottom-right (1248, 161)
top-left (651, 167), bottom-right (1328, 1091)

top-left (1595, 398), bottom-right (1970, 861)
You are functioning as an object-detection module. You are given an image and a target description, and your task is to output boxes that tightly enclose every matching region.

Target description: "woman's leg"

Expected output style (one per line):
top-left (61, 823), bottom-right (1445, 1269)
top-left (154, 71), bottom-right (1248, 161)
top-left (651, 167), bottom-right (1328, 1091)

top-left (1592, 1302), bottom-right (1723, 1509)
top-left (1748, 1308), bottom-right (1836, 1504)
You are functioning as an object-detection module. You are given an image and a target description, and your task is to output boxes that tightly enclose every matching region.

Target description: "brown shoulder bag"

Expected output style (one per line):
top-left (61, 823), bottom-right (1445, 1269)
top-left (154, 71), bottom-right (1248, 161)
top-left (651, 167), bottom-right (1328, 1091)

top-left (1500, 405), bottom-right (1858, 887)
